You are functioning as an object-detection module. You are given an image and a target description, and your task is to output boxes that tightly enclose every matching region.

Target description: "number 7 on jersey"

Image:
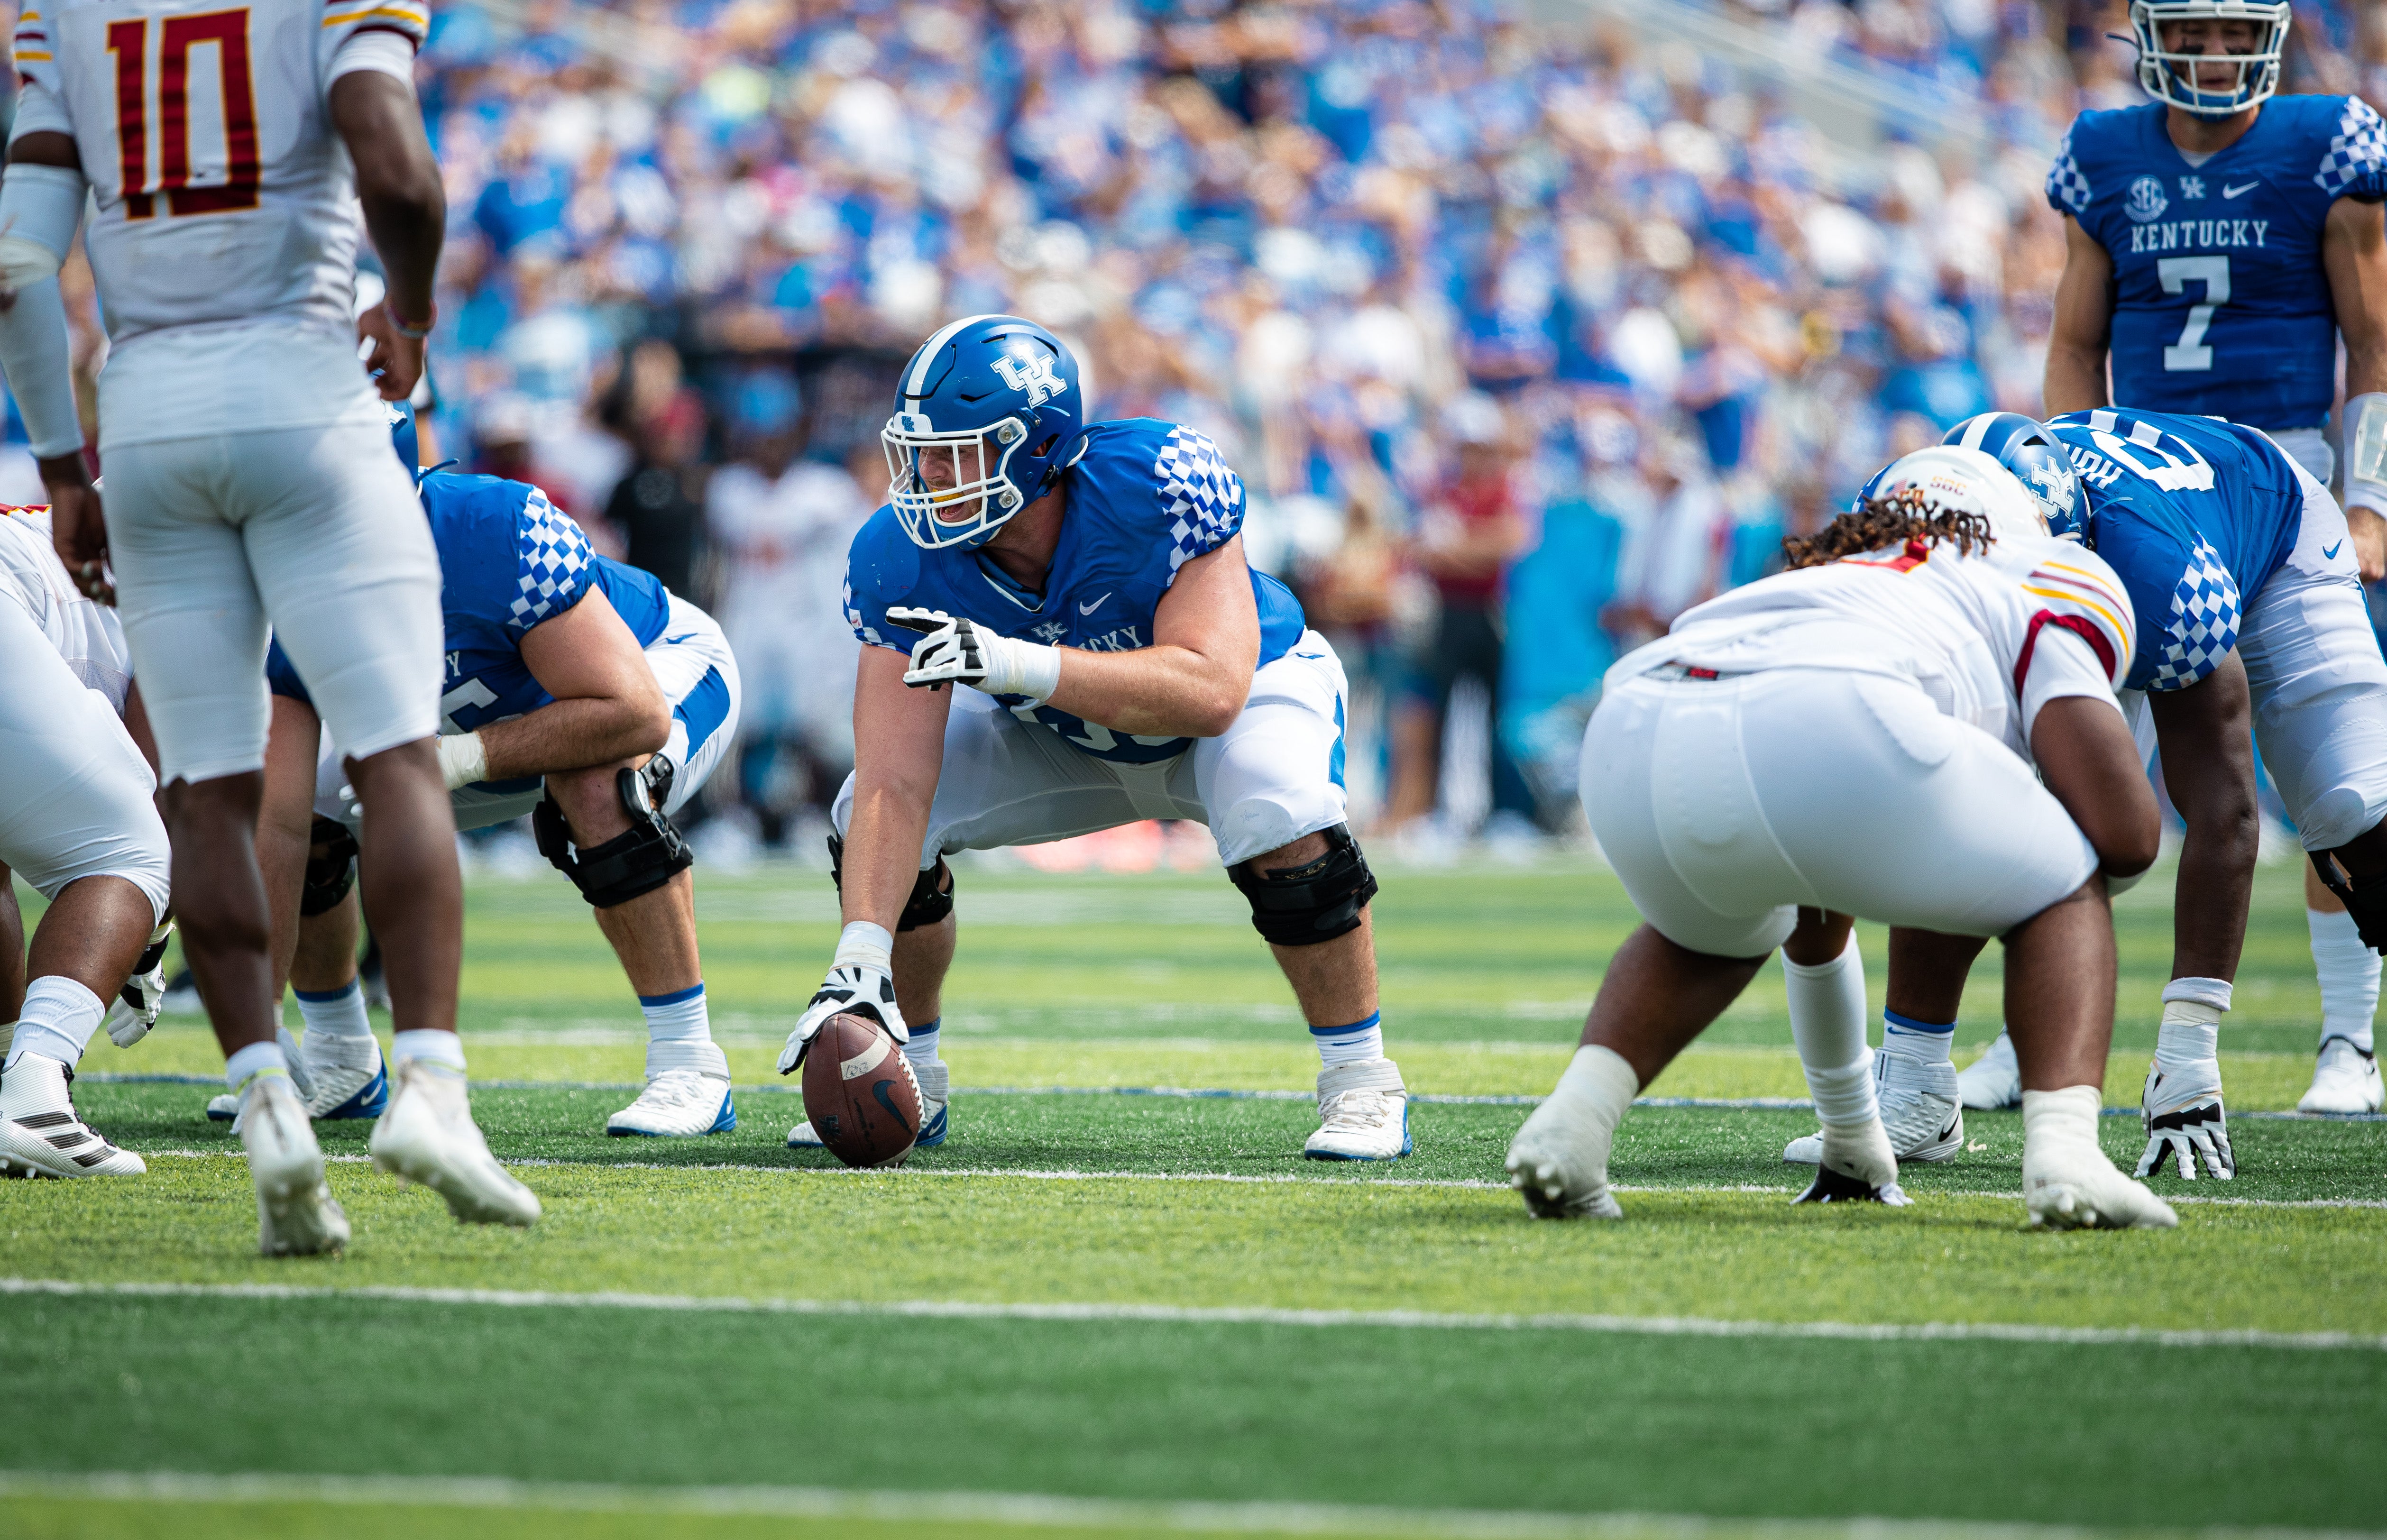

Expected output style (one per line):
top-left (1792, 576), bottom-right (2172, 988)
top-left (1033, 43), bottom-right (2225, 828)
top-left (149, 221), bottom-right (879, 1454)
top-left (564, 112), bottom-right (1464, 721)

top-left (106, 8), bottom-right (259, 219)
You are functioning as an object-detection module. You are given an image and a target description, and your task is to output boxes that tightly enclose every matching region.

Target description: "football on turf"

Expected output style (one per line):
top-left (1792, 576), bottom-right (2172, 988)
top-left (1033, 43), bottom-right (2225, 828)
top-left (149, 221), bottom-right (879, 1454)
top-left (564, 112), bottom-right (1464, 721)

top-left (800, 1012), bottom-right (923, 1168)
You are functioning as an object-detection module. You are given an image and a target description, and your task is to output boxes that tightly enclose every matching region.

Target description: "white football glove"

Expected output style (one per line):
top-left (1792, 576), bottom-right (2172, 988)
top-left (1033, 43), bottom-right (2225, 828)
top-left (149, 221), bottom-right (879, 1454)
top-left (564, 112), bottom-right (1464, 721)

top-left (2136, 1057), bottom-right (2234, 1181)
top-left (886, 606), bottom-right (1062, 700)
top-left (103, 919), bottom-right (174, 1048)
top-left (777, 963), bottom-right (910, 1075)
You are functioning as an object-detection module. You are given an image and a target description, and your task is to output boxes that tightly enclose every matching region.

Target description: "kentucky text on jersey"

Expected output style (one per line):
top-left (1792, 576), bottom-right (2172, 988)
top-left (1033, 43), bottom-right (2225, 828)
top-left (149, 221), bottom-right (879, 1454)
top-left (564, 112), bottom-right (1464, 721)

top-left (2046, 408), bottom-right (2301, 692)
top-left (845, 418), bottom-right (1305, 764)
top-left (2047, 95), bottom-right (2387, 430)
top-left (267, 472), bottom-right (682, 791)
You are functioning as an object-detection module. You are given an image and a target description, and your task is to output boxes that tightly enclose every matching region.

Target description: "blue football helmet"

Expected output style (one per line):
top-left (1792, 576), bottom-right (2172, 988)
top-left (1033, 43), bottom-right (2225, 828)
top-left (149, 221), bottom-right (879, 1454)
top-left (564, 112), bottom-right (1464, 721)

top-left (1944, 412), bottom-right (2091, 544)
top-left (2128, 0), bottom-right (2288, 119)
top-left (881, 314), bottom-right (1086, 550)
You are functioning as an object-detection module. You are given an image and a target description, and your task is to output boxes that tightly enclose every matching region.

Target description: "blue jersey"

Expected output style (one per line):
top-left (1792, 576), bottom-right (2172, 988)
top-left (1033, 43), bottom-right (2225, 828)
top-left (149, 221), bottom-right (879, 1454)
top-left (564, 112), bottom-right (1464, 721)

top-left (844, 417), bottom-right (1306, 764)
top-left (2047, 96), bottom-right (2387, 431)
top-left (268, 472), bottom-right (673, 790)
top-left (2048, 408), bottom-right (2303, 692)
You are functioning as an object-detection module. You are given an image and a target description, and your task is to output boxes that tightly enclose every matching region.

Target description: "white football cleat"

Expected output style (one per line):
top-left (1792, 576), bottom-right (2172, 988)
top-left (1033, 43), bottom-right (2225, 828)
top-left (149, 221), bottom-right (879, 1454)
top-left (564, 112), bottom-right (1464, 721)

top-left (1956, 1030), bottom-right (2022, 1110)
top-left (368, 1059), bottom-right (540, 1228)
top-left (608, 1069), bottom-right (735, 1137)
top-left (0, 1053), bottom-right (146, 1178)
top-left (1303, 1058), bottom-right (1411, 1161)
top-left (2297, 1038), bottom-right (2384, 1115)
top-left (303, 1032), bottom-right (388, 1120)
top-left (1785, 1051), bottom-right (1963, 1167)
top-left (239, 1073), bottom-right (349, 1256)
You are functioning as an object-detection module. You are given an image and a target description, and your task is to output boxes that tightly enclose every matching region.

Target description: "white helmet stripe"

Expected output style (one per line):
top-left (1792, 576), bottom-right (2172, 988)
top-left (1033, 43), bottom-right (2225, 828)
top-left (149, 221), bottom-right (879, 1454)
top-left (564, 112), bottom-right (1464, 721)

top-left (905, 313), bottom-right (1008, 400)
top-left (1955, 414), bottom-right (1993, 451)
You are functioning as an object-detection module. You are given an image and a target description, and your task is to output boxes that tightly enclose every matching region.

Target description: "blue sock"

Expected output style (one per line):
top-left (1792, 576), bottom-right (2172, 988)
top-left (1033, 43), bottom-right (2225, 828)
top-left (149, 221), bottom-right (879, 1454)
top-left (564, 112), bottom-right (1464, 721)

top-left (1311, 1011), bottom-right (1383, 1070)
top-left (1883, 1008), bottom-right (1955, 1065)
top-left (902, 1018), bottom-right (941, 1074)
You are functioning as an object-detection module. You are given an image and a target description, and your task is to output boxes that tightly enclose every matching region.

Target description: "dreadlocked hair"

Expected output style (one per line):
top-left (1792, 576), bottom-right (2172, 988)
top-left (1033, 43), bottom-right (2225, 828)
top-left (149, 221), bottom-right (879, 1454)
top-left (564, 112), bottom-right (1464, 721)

top-left (1782, 486), bottom-right (1997, 570)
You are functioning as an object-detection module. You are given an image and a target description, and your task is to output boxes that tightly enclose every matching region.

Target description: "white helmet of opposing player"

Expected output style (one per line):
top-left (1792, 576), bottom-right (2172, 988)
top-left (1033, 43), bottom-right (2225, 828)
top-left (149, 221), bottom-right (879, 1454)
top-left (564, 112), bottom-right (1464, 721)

top-left (2127, 0), bottom-right (2291, 119)
top-left (1867, 445), bottom-right (2049, 548)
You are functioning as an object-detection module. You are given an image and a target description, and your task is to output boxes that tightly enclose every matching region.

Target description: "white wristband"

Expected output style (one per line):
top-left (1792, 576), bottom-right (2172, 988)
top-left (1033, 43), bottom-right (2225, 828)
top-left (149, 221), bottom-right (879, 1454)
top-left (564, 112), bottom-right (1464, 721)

top-left (0, 163), bottom-right (85, 277)
top-left (1010, 640), bottom-right (1062, 701)
top-left (2346, 392), bottom-right (2387, 514)
top-left (434, 730), bottom-right (487, 789)
top-left (834, 919), bottom-right (893, 972)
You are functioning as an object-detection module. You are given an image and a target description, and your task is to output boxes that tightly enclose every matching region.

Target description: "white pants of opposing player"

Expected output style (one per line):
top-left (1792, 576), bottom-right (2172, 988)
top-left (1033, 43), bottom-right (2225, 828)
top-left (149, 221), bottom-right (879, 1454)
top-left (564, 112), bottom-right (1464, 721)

top-left (102, 404), bottom-right (442, 784)
top-left (2121, 456), bottom-right (2387, 852)
top-left (0, 593), bottom-right (169, 923)
top-left (832, 630), bottom-right (1354, 870)
top-left (313, 594), bottom-right (744, 834)
top-left (1582, 669), bottom-right (2098, 957)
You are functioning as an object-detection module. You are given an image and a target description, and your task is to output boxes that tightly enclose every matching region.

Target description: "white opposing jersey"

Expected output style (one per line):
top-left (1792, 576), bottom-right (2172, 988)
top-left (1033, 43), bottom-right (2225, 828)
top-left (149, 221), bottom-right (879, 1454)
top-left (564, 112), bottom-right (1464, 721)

top-left (12, 0), bottom-right (426, 348)
top-left (0, 506), bottom-right (133, 712)
top-left (1611, 531), bottom-right (2136, 760)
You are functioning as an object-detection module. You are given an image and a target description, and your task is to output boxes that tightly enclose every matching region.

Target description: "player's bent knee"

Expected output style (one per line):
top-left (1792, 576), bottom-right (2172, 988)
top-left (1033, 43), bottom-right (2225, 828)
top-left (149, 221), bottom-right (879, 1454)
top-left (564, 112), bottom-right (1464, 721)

top-left (533, 762), bottom-right (692, 909)
top-left (1231, 822), bottom-right (1377, 946)
top-left (826, 834), bottom-right (955, 931)
top-left (300, 816), bottom-right (360, 917)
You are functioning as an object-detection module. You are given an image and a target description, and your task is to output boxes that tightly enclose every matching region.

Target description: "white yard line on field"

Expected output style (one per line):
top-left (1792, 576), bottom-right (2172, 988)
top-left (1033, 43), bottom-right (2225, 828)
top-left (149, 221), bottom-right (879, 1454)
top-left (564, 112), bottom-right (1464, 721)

top-left (1, 1277), bottom-right (2379, 1353)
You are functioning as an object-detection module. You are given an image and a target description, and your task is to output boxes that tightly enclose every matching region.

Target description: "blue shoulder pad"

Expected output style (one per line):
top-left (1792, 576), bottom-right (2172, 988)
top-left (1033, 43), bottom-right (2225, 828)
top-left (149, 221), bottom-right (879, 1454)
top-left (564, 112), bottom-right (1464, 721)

top-left (2047, 118), bottom-right (2095, 216)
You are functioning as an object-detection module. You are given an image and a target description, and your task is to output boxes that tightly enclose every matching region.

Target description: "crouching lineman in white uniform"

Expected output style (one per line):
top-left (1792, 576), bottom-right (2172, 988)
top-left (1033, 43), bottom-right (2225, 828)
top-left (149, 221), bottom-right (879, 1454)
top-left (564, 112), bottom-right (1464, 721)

top-left (0, 0), bottom-right (534, 1251)
top-left (0, 505), bottom-right (173, 1176)
top-left (231, 433), bottom-right (743, 1137)
top-left (780, 315), bottom-right (1407, 1161)
top-left (1508, 449), bottom-right (2178, 1230)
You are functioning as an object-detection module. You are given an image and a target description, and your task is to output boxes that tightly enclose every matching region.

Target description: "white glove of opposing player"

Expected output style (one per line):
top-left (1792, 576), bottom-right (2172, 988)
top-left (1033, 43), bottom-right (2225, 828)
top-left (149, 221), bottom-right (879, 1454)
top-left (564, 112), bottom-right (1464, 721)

top-left (103, 919), bottom-right (175, 1048)
top-left (886, 606), bottom-right (1062, 700)
top-left (776, 965), bottom-right (909, 1073)
top-left (2136, 1057), bottom-right (2235, 1181)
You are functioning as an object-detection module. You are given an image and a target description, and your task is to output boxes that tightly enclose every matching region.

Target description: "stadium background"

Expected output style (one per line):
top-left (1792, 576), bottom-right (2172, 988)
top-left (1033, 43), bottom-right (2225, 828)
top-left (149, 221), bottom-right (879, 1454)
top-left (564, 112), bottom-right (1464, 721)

top-left (8, 0), bottom-right (2386, 852)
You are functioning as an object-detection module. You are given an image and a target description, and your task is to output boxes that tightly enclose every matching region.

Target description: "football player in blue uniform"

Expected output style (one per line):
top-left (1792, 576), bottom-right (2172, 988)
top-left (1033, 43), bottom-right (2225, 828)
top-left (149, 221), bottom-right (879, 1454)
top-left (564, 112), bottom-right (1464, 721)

top-left (1863, 410), bottom-right (2387, 1182)
top-left (227, 414), bottom-right (745, 1143)
top-left (2042, 0), bottom-right (2387, 1116)
top-left (778, 315), bottom-right (1407, 1161)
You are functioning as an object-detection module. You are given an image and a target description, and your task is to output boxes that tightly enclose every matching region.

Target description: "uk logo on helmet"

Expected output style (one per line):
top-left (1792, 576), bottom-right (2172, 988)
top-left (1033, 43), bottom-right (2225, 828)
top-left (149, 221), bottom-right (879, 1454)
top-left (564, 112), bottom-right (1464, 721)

top-left (993, 352), bottom-right (1064, 407)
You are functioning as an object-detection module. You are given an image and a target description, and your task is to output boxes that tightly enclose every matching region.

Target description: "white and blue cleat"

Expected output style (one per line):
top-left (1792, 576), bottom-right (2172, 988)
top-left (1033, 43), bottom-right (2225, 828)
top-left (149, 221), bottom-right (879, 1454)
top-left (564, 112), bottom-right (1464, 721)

top-left (1303, 1058), bottom-right (1412, 1161)
top-left (607, 1069), bottom-right (737, 1137)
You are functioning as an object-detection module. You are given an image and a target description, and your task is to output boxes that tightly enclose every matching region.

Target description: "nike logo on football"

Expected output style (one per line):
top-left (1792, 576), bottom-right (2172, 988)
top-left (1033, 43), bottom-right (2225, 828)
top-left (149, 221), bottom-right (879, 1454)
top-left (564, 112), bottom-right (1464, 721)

top-left (2326, 540), bottom-right (2345, 560)
top-left (1077, 593), bottom-right (1112, 615)
top-left (2222, 182), bottom-right (2259, 199)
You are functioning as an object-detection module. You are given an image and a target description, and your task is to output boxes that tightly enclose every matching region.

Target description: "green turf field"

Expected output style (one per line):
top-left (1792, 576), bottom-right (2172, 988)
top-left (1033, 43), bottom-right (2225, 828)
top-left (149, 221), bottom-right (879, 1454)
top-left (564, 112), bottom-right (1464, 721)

top-left (4, 853), bottom-right (2382, 1540)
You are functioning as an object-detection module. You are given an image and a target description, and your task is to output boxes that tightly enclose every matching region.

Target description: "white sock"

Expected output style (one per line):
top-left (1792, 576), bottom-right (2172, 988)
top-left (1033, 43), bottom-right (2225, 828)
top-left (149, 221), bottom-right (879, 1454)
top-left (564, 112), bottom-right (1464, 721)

top-left (1312, 1011), bottom-right (1384, 1070)
top-left (1784, 935), bottom-right (1871, 1124)
top-left (2308, 908), bottom-right (2379, 1054)
top-left (2020, 1082), bottom-right (2102, 1156)
top-left (294, 979), bottom-right (373, 1038)
top-left (2157, 978), bottom-right (2228, 1069)
top-left (224, 1038), bottom-right (288, 1094)
top-left (1553, 1043), bottom-right (1639, 1131)
top-left (391, 1028), bottom-right (466, 1072)
top-left (5, 976), bottom-right (104, 1071)
top-left (640, 983), bottom-right (726, 1079)
top-left (1881, 1008), bottom-right (1956, 1065)
top-left (903, 1018), bottom-right (947, 1101)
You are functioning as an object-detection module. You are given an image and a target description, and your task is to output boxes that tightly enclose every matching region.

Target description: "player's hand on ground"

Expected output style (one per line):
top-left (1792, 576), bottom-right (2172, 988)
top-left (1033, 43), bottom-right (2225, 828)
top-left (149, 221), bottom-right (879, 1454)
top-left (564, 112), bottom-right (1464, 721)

top-left (2136, 1071), bottom-right (2235, 1181)
top-left (886, 606), bottom-right (1058, 699)
top-left (356, 301), bottom-right (425, 402)
top-left (776, 963), bottom-right (909, 1074)
top-left (43, 464), bottom-right (110, 604)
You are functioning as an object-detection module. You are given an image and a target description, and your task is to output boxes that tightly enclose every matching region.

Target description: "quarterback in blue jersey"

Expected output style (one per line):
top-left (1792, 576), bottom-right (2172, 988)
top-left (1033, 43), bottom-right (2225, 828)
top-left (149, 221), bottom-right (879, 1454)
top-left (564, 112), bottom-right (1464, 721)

top-left (2043, 0), bottom-right (2387, 1118)
top-left (241, 431), bottom-right (745, 1142)
top-left (778, 315), bottom-right (1407, 1162)
top-left (1882, 411), bottom-right (2387, 1182)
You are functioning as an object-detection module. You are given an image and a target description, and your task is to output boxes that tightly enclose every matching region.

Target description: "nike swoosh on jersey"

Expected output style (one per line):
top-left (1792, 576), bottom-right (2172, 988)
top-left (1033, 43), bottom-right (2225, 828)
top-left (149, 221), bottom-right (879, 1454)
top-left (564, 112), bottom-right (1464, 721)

top-left (1077, 593), bottom-right (1112, 615)
top-left (2222, 182), bottom-right (2259, 198)
top-left (661, 632), bottom-right (698, 645)
top-left (2324, 541), bottom-right (2344, 560)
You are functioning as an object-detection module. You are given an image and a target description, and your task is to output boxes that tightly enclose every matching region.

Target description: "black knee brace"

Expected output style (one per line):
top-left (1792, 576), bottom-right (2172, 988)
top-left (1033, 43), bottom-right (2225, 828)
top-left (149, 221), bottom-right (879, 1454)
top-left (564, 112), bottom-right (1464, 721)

top-left (301, 817), bottom-right (360, 917)
top-left (534, 761), bottom-right (693, 909)
top-left (827, 834), bottom-right (954, 930)
top-left (2313, 851), bottom-right (2387, 953)
top-left (1231, 823), bottom-right (1378, 946)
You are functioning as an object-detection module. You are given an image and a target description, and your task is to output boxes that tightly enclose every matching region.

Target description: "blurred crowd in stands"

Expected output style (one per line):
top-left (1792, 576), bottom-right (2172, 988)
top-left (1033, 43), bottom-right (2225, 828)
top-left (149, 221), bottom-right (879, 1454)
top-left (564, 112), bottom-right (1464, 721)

top-left (20, 0), bottom-right (2387, 855)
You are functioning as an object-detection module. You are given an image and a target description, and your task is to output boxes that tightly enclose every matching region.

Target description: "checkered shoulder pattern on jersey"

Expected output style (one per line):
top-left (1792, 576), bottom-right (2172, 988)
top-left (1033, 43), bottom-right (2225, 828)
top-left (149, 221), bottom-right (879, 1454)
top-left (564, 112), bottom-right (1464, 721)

top-left (2046, 408), bottom-right (2307, 691)
top-left (2046, 97), bottom-right (2387, 431)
